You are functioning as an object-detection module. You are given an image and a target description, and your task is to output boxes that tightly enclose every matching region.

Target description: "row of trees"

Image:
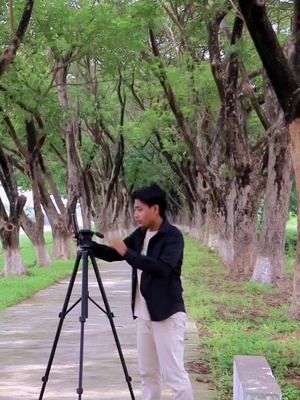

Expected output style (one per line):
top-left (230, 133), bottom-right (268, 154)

top-left (1, 1), bottom-right (300, 314)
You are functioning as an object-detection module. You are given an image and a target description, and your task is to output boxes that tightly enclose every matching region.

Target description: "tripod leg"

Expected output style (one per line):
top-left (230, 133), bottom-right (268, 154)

top-left (77, 250), bottom-right (89, 400)
top-left (38, 251), bottom-right (82, 400)
top-left (90, 254), bottom-right (136, 400)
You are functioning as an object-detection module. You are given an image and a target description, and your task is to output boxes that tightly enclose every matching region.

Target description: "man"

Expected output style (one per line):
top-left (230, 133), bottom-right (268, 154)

top-left (91, 184), bottom-right (194, 400)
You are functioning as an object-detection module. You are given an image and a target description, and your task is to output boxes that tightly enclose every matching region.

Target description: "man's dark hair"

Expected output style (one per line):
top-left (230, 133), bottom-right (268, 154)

top-left (132, 184), bottom-right (168, 217)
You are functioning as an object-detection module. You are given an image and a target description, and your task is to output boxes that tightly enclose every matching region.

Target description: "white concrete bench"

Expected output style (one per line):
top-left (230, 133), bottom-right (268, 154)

top-left (233, 355), bottom-right (282, 400)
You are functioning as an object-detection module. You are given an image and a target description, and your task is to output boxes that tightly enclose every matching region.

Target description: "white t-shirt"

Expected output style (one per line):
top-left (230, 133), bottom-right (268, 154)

top-left (134, 229), bottom-right (157, 320)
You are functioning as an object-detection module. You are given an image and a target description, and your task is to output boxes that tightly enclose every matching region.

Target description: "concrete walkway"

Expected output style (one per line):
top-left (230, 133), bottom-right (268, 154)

top-left (0, 260), bottom-right (216, 400)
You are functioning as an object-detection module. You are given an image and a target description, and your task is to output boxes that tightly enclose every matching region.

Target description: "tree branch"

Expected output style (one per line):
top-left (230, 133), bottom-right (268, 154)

top-left (148, 27), bottom-right (223, 193)
top-left (238, 0), bottom-right (300, 121)
top-left (0, 0), bottom-right (35, 77)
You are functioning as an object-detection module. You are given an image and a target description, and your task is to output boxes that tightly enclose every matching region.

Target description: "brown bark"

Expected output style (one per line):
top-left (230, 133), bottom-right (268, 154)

top-left (52, 221), bottom-right (73, 260)
top-left (37, 172), bottom-right (73, 259)
top-left (53, 55), bottom-right (79, 214)
top-left (289, 119), bottom-right (300, 315)
top-left (219, 183), bottom-right (236, 266)
top-left (252, 126), bottom-right (291, 285)
top-left (233, 177), bottom-right (265, 275)
top-left (252, 85), bottom-right (291, 286)
top-left (0, 217), bottom-right (14, 231)
top-left (221, 13), bottom-right (265, 274)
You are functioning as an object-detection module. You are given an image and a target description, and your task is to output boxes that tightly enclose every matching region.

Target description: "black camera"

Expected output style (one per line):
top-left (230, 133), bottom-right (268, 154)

top-left (71, 213), bottom-right (104, 249)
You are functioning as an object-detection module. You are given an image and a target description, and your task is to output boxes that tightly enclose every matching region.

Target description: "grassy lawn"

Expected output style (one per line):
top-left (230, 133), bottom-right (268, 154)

top-left (182, 224), bottom-right (300, 400)
top-left (0, 232), bottom-right (75, 310)
top-left (1, 224), bottom-right (300, 399)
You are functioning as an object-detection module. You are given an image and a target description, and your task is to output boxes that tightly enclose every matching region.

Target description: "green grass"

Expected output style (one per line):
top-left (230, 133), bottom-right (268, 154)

top-left (0, 232), bottom-right (75, 310)
top-left (182, 234), bottom-right (300, 400)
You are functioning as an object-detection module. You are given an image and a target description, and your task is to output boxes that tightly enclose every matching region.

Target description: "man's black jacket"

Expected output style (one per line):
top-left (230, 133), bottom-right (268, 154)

top-left (91, 219), bottom-right (186, 321)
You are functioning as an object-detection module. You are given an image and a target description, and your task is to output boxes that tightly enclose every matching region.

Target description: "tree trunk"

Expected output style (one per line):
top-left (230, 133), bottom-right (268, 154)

top-left (79, 197), bottom-right (91, 230)
top-left (189, 202), bottom-right (204, 241)
top-left (1, 196), bottom-right (27, 276)
top-left (2, 242), bottom-right (26, 276)
top-left (39, 183), bottom-right (73, 260)
top-left (202, 201), bottom-right (220, 249)
top-left (79, 171), bottom-right (92, 230)
top-left (252, 119), bottom-right (292, 285)
top-left (93, 201), bottom-right (115, 238)
top-left (174, 213), bottom-right (191, 234)
top-left (20, 121), bottom-right (52, 267)
top-left (0, 145), bottom-right (28, 276)
top-left (288, 119), bottom-right (300, 316)
top-left (233, 179), bottom-right (263, 276)
top-left (21, 213), bottom-right (52, 267)
top-left (54, 57), bottom-right (79, 214)
top-left (52, 220), bottom-right (73, 260)
top-left (34, 243), bottom-right (52, 267)
top-left (219, 183), bottom-right (236, 266)
top-left (119, 187), bottom-right (134, 236)
top-left (37, 158), bottom-right (74, 260)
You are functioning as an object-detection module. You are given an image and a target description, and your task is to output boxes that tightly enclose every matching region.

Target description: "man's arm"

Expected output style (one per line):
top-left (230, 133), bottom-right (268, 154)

top-left (90, 241), bottom-right (124, 262)
top-left (111, 229), bottom-right (184, 277)
top-left (91, 230), bottom-right (136, 262)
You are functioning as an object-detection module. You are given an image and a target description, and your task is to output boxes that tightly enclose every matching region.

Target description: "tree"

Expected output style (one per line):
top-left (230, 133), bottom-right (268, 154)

top-left (238, 0), bottom-right (300, 315)
top-left (135, 2), bottom-right (270, 275)
top-left (1, 113), bottom-right (52, 267)
top-left (0, 146), bottom-right (27, 276)
top-left (0, 0), bottom-right (35, 275)
top-left (251, 79), bottom-right (292, 285)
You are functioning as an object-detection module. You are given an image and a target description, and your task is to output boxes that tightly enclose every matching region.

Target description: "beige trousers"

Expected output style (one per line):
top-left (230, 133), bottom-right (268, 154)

top-left (136, 314), bottom-right (194, 400)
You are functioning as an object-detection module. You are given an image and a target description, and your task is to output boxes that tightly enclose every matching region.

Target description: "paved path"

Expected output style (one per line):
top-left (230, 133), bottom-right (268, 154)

top-left (0, 260), bottom-right (216, 400)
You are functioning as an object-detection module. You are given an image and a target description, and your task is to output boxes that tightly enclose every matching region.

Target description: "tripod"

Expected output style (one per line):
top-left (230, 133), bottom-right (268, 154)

top-left (38, 234), bottom-right (135, 400)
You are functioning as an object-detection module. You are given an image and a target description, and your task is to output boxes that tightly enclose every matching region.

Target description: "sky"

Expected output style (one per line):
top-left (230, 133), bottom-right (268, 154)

top-left (0, 186), bottom-right (34, 207)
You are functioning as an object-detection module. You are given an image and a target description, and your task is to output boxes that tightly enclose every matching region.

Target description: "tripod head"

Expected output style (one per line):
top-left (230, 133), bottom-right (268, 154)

top-left (77, 229), bottom-right (104, 249)
top-left (71, 213), bottom-right (104, 249)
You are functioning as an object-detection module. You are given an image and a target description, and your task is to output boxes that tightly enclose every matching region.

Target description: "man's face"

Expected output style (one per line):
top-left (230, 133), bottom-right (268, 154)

top-left (133, 199), bottom-right (159, 228)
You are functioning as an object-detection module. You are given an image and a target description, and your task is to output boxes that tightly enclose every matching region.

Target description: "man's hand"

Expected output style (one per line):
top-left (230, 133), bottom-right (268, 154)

top-left (109, 238), bottom-right (127, 256)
